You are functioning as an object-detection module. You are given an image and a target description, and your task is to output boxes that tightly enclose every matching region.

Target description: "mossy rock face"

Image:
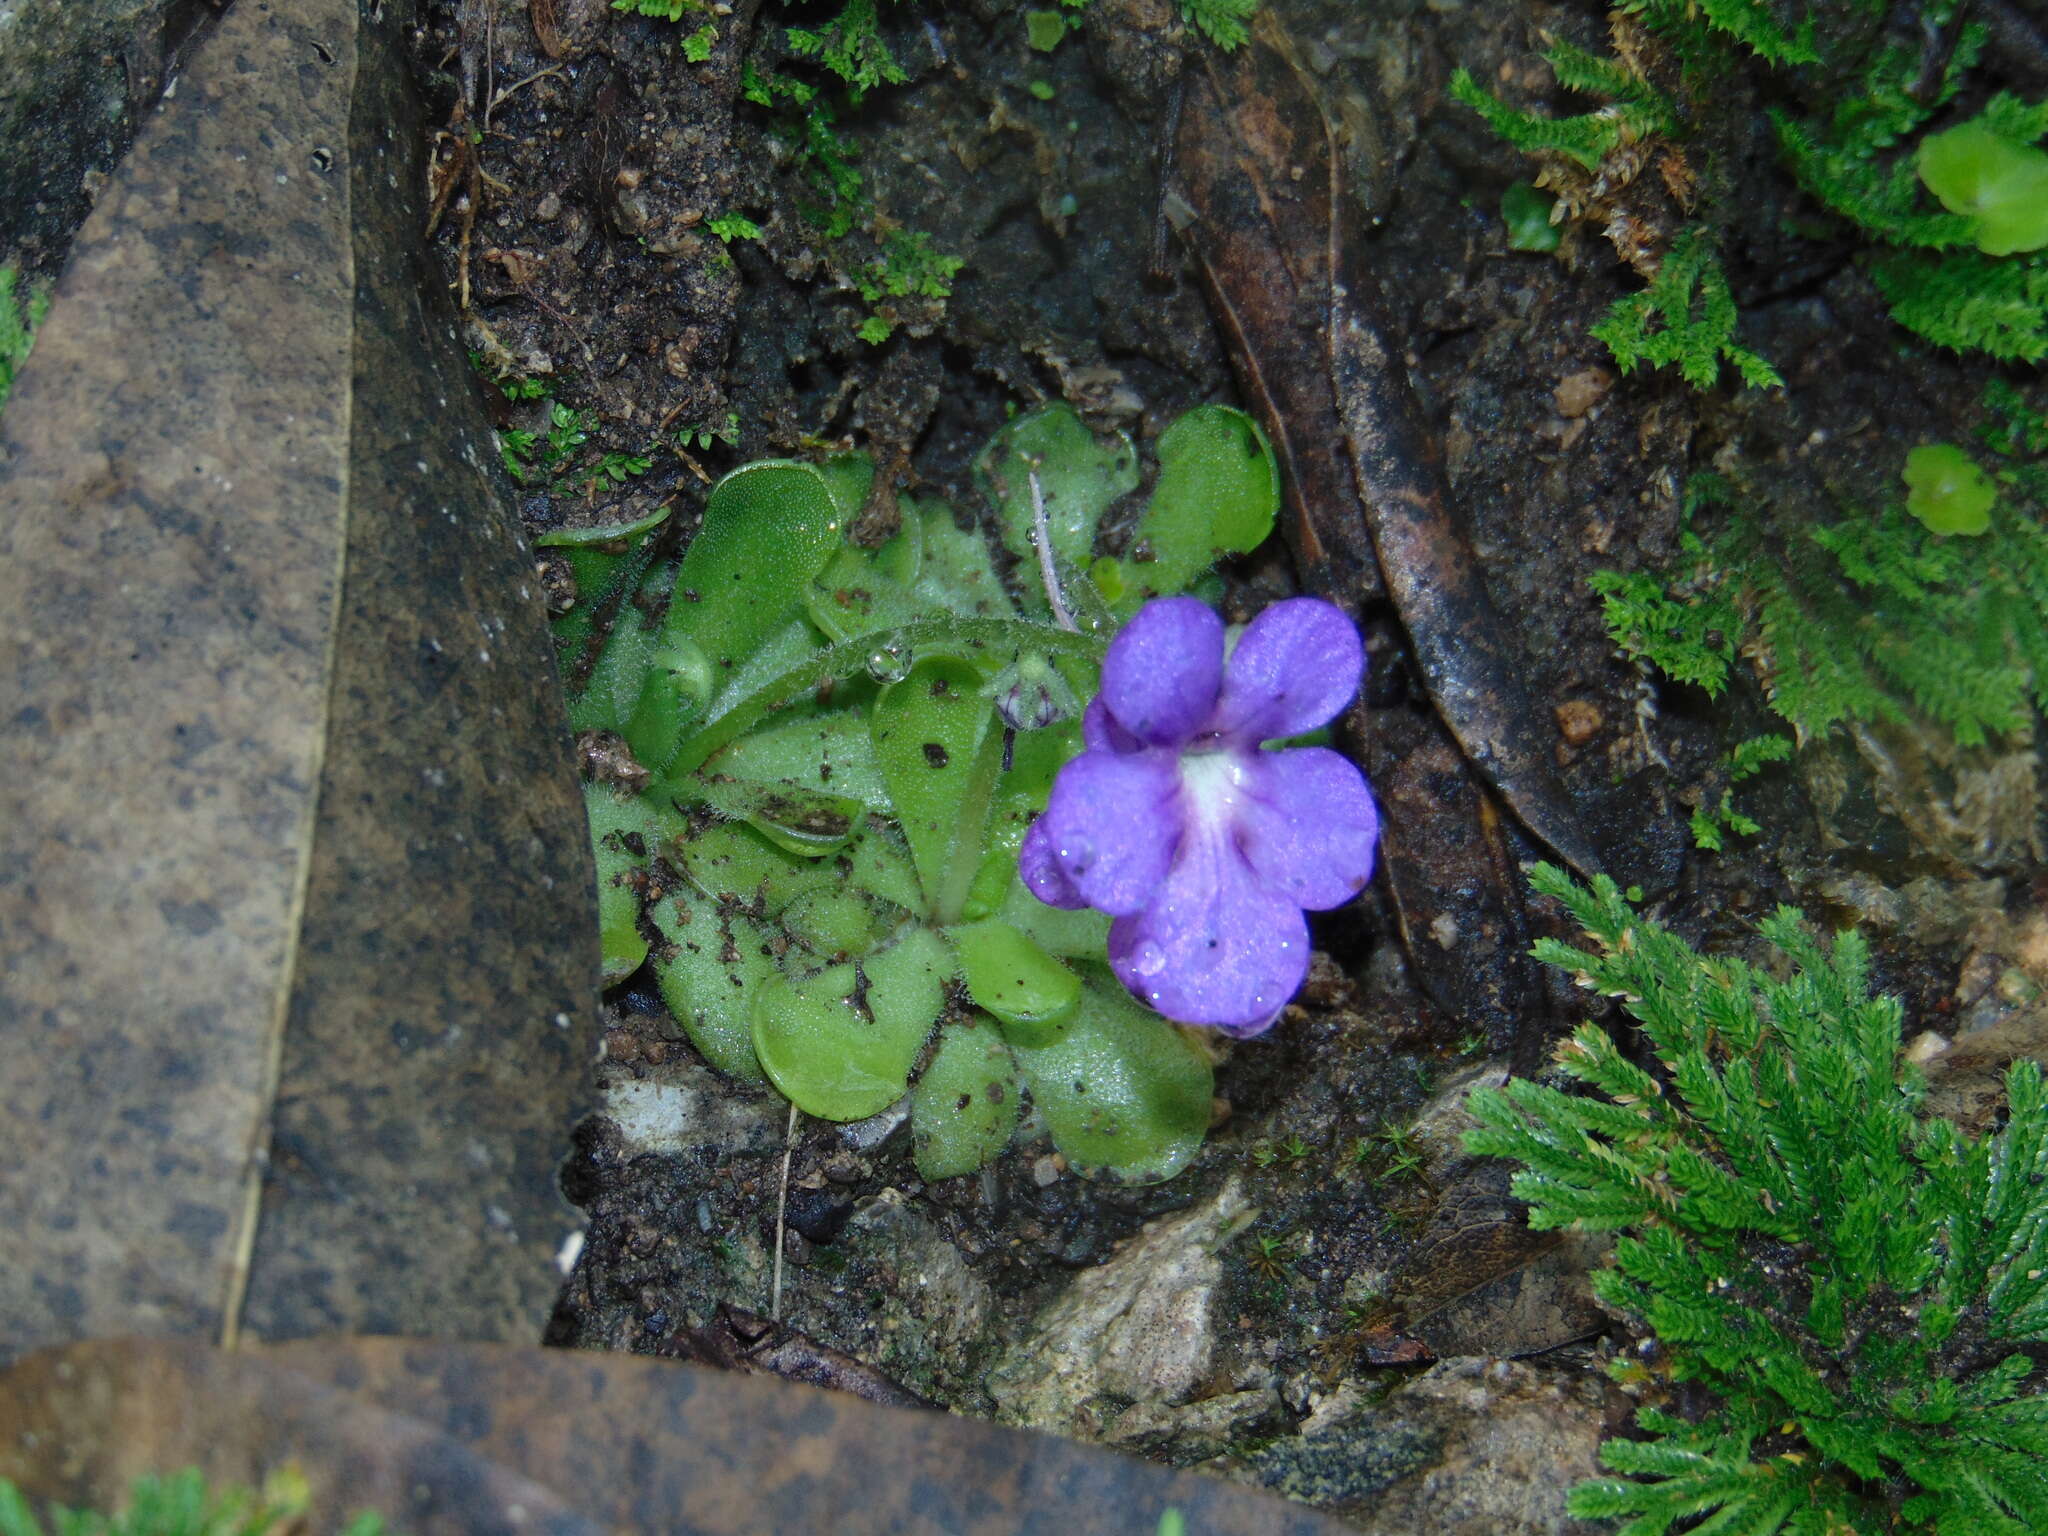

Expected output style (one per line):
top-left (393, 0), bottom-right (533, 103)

top-left (0, 0), bottom-right (174, 271)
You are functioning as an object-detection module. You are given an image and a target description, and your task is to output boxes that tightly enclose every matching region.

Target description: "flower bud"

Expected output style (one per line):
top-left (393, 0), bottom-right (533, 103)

top-left (985, 652), bottom-right (1080, 733)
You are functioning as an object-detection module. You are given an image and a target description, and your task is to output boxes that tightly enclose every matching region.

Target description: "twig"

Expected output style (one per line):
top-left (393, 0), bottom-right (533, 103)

top-left (490, 63), bottom-right (564, 116)
top-left (771, 1100), bottom-right (798, 1321)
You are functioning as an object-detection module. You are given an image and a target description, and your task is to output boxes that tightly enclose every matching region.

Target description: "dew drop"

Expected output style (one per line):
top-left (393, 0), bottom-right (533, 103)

top-left (865, 642), bottom-right (914, 684)
top-left (1131, 941), bottom-right (1168, 978)
top-left (1058, 833), bottom-right (1094, 871)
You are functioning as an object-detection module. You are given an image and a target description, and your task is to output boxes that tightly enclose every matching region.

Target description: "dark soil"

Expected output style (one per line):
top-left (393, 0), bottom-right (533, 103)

top-left (409, 0), bottom-right (2043, 1516)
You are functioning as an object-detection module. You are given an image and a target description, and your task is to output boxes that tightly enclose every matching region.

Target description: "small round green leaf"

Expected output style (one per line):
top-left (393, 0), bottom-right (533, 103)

top-left (911, 1016), bottom-right (1022, 1179)
top-left (666, 460), bottom-right (845, 670)
top-left (976, 402), bottom-right (1139, 583)
top-left (1010, 972), bottom-right (1213, 1183)
top-left (1918, 121), bottom-right (2048, 256)
top-left (1024, 9), bottom-right (1067, 51)
top-left (912, 499), bottom-right (1015, 619)
top-left (1903, 442), bottom-right (1996, 536)
top-left (1121, 406), bottom-right (1279, 608)
top-left (950, 919), bottom-right (1082, 1040)
top-left (752, 925), bottom-right (953, 1121)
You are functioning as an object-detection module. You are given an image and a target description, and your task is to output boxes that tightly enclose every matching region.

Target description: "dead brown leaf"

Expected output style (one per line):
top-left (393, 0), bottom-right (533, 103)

top-left (0, 0), bottom-right (597, 1362)
top-left (1363, 1162), bottom-right (1608, 1363)
top-left (0, 1337), bottom-right (1359, 1535)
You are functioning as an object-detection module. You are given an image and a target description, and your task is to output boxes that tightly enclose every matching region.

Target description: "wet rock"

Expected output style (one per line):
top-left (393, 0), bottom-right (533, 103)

top-left (987, 1177), bottom-right (1253, 1437)
top-left (599, 1055), bottom-right (785, 1160)
top-left (1218, 1358), bottom-right (1608, 1534)
top-left (1803, 721), bottom-right (2041, 876)
top-left (1403, 1059), bottom-right (1507, 1185)
top-left (1553, 699), bottom-right (1602, 746)
top-left (1361, 1062), bottom-right (1608, 1360)
top-left (0, 0), bottom-right (167, 271)
top-left (1804, 870), bottom-right (2005, 947)
top-left (1102, 1387), bottom-right (1286, 1462)
top-left (1552, 367), bottom-right (1613, 420)
top-left (1912, 893), bottom-right (2048, 1133)
top-left (832, 1189), bottom-right (993, 1398)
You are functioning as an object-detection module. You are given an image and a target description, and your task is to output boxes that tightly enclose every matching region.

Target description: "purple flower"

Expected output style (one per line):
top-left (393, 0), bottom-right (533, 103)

top-left (1020, 596), bottom-right (1380, 1036)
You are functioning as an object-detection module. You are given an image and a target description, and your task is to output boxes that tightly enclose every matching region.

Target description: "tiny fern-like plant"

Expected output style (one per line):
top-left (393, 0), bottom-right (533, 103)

top-left (1591, 227), bottom-right (1781, 391)
top-left (1175, 0), bottom-right (1259, 51)
top-left (1455, 1), bottom-right (2048, 373)
top-left (1468, 867), bottom-right (2048, 1536)
top-left (0, 265), bottom-right (50, 418)
top-left (1596, 384), bottom-right (2048, 749)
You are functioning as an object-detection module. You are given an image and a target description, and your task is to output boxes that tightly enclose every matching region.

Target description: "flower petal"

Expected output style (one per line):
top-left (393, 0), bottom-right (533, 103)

top-left (1213, 597), bottom-right (1363, 743)
top-left (1108, 823), bottom-right (1309, 1032)
top-left (1027, 750), bottom-right (1181, 916)
top-left (1100, 596), bottom-right (1225, 746)
top-left (1018, 816), bottom-right (1087, 909)
top-left (1082, 696), bottom-right (1141, 755)
top-left (1234, 746), bottom-right (1380, 909)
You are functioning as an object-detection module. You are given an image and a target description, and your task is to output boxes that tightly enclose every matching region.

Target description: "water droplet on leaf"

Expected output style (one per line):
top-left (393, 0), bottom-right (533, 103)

top-left (866, 642), bottom-right (914, 684)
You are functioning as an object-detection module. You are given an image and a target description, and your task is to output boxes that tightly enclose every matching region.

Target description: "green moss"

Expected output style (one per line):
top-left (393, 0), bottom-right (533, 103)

top-left (1455, 3), bottom-right (2048, 370)
top-left (0, 266), bottom-right (50, 419)
top-left (1176, 0), bottom-right (1258, 50)
top-left (1596, 385), bottom-right (2048, 748)
top-left (1473, 868), bottom-right (2048, 1536)
top-left (0, 1468), bottom-right (393, 1536)
top-left (1590, 228), bottom-right (1781, 391)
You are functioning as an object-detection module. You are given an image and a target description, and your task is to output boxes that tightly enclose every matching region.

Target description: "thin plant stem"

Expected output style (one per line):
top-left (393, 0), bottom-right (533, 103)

top-left (1030, 464), bottom-right (1079, 633)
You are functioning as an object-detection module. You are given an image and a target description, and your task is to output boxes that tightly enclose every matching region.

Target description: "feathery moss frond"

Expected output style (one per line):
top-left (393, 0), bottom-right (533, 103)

top-left (1596, 386), bottom-right (2048, 746)
top-left (1474, 868), bottom-right (2048, 1536)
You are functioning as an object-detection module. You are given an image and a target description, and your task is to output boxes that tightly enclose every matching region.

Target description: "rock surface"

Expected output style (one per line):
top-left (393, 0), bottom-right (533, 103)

top-left (988, 1177), bottom-right (1252, 1437)
top-left (1220, 1357), bottom-right (1610, 1535)
top-left (0, 0), bottom-right (175, 272)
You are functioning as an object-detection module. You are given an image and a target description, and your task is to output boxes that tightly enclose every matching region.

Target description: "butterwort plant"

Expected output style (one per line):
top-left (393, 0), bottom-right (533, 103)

top-left (1023, 596), bottom-right (1378, 1033)
top-left (553, 398), bottom-right (1371, 1183)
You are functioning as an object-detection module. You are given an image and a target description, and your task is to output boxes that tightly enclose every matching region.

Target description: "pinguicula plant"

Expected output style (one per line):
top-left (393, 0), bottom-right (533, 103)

top-left (546, 400), bottom-right (1370, 1184)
